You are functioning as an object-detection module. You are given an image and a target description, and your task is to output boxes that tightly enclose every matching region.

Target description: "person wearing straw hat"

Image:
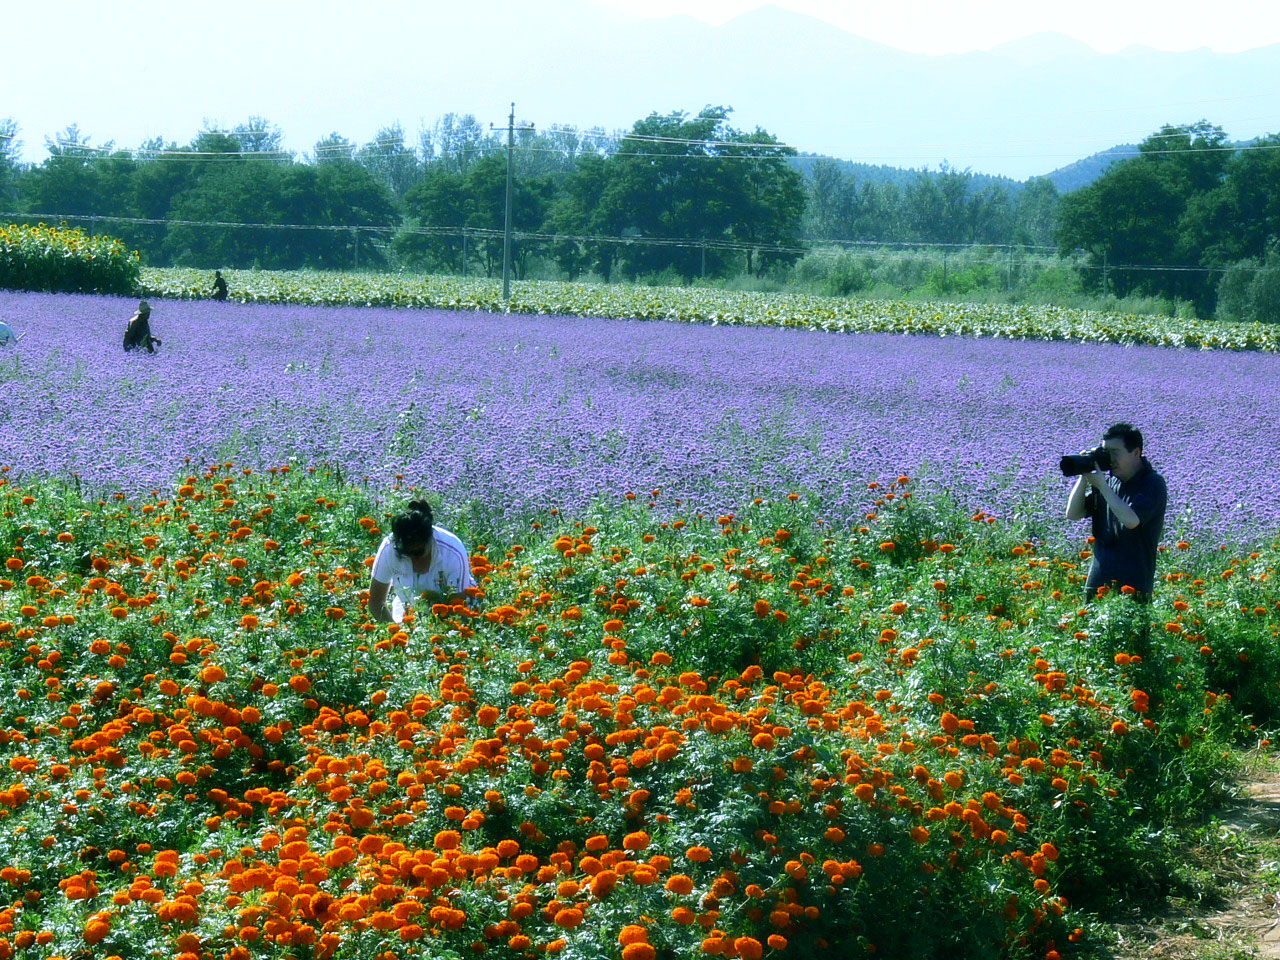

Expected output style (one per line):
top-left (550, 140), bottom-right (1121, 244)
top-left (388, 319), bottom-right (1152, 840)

top-left (122, 301), bottom-right (162, 353)
top-left (0, 321), bottom-right (22, 345)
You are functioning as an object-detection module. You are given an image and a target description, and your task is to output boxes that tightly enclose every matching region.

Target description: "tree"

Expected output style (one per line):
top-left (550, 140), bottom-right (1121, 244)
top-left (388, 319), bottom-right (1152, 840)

top-left (231, 117), bottom-right (288, 157)
top-left (545, 153), bottom-right (618, 279)
top-left (720, 128), bottom-right (805, 275)
top-left (163, 158), bottom-right (396, 270)
top-left (965, 182), bottom-right (1013, 244)
top-left (460, 153), bottom-right (553, 279)
top-left (1057, 121), bottom-right (1231, 310)
top-left (397, 165), bottom-right (470, 272)
top-left (357, 124), bottom-right (419, 199)
top-left (22, 126), bottom-right (125, 220)
top-left (1057, 159), bottom-right (1184, 297)
top-left (313, 133), bottom-right (355, 164)
top-left (0, 119), bottom-right (20, 208)
top-left (903, 172), bottom-right (945, 243)
top-left (1013, 177), bottom-right (1059, 247)
top-left (1138, 120), bottom-right (1230, 194)
top-left (1181, 133), bottom-right (1280, 267)
top-left (803, 159), bottom-right (848, 240)
top-left (422, 114), bottom-right (492, 177)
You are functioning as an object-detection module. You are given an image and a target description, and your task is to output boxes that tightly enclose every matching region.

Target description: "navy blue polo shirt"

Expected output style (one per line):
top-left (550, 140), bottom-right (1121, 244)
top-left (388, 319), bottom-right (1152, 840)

top-left (1083, 458), bottom-right (1167, 596)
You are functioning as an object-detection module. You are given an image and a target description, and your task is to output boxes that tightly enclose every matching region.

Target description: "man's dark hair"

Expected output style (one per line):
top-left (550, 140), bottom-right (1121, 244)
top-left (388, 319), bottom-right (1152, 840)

top-left (391, 500), bottom-right (434, 551)
top-left (1103, 422), bottom-right (1143, 452)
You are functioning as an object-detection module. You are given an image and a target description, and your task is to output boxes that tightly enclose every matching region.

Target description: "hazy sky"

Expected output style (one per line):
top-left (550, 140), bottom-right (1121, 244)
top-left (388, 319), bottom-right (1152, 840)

top-left (595, 0), bottom-right (1280, 54)
top-left (4, 0), bottom-right (1278, 177)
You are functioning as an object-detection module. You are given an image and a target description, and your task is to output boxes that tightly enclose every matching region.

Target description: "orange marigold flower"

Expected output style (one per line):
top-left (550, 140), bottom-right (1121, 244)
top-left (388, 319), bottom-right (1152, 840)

top-left (623, 831), bottom-right (650, 851)
top-left (686, 845), bottom-right (712, 862)
top-left (665, 873), bottom-right (694, 894)
top-left (434, 830), bottom-right (461, 850)
top-left (553, 908), bottom-right (583, 928)
top-left (618, 924), bottom-right (650, 945)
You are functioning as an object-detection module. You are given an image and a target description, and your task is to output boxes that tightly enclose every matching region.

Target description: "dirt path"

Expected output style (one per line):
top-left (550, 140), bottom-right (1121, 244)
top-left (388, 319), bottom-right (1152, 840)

top-left (1212, 772), bottom-right (1280, 958)
top-left (1114, 756), bottom-right (1280, 959)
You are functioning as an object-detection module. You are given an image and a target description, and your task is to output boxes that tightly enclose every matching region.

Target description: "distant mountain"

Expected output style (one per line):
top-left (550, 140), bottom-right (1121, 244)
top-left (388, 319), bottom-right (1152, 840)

top-left (986, 32), bottom-right (1102, 66)
top-left (1041, 145), bottom-right (1139, 192)
top-left (789, 155), bottom-right (1025, 195)
top-left (1041, 137), bottom-right (1263, 192)
top-left (8, 0), bottom-right (1280, 182)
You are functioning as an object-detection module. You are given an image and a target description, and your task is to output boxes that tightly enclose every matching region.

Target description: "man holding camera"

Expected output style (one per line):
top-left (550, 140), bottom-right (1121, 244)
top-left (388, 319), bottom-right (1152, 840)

top-left (1064, 422), bottom-right (1167, 601)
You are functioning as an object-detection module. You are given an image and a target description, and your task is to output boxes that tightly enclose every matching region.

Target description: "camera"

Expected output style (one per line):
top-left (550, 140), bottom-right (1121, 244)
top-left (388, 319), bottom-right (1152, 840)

top-left (1060, 446), bottom-right (1111, 477)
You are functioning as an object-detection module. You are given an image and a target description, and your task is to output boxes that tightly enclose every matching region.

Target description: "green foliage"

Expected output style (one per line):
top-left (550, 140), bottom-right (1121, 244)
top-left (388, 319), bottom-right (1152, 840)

top-left (1216, 250), bottom-right (1280, 323)
top-left (0, 221), bottom-right (140, 294)
top-left (801, 158), bottom-right (1053, 249)
top-left (1054, 121), bottom-right (1280, 317)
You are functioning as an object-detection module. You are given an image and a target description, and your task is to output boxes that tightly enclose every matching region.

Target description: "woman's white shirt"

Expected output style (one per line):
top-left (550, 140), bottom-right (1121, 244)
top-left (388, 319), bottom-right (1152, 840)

top-left (370, 526), bottom-right (476, 603)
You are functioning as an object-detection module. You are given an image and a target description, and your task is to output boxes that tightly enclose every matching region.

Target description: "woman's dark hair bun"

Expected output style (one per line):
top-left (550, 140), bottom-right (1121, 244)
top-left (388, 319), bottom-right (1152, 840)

top-left (392, 500), bottom-right (435, 549)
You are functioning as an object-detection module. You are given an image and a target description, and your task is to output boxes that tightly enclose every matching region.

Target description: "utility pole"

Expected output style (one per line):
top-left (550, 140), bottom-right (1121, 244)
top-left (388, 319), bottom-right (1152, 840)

top-left (491, 105), bottom-right (535, 301)
top-left (502, 103), bottom-right (514, 300)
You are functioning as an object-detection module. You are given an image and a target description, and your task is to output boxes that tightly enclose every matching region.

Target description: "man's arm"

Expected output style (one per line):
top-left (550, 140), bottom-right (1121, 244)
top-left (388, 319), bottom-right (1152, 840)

top-left (1065, 476), bottom-right (1092, 520)
top-left (1085, 473), bottom-right (1140, 529)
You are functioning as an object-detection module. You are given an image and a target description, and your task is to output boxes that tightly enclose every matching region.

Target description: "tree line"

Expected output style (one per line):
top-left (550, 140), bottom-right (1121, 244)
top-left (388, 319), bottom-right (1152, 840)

top-left (1, 111), bottom-right (1278, 318)
top-left (1055, 121), bottom-right (1280, 319)
top-left (0, 108), bottom-right (1053, 280)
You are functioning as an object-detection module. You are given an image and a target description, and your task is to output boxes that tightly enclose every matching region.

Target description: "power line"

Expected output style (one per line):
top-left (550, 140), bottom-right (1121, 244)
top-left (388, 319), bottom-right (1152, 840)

top-left (6, 209), bottom-right (1260, 275)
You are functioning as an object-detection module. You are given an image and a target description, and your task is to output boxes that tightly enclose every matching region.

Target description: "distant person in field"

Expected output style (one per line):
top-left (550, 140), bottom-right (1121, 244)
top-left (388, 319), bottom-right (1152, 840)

top-left (211, 270), bottom-right (228, 301)
top-left (122, 301), bottom-right (161, 354)
top-left (368, 500), bottom-right (477, 623)
top-left (0, 321), bottom-right (22, 345)
top-left (1064, 422), bottom-right (1167, 602)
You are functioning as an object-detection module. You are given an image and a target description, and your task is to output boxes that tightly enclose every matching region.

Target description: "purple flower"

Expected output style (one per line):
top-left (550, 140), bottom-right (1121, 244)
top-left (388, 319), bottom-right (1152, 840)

top-left (1, 290), bottom-right (1275, 543)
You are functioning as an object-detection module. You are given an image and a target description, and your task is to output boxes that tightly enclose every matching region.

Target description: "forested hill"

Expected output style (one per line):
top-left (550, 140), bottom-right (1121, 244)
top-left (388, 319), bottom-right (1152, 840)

top-left (1041, 145), bottom-right (1138, 192)
top-left (790, 155), bottom-right (1025, 195)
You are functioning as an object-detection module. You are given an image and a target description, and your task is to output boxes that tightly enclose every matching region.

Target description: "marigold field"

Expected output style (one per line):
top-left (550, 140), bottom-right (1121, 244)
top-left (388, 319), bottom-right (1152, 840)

top-left (1, 465), bottom-right (1278, 960)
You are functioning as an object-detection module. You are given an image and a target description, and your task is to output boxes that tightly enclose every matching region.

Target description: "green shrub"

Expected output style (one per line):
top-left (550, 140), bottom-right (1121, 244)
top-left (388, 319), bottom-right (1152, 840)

top-left (1217, 253), bottom-right (1280, 323)
top-left (0, 221), bottom-right (141, 295)
top-left (791, 250), bottom-right (870, 296)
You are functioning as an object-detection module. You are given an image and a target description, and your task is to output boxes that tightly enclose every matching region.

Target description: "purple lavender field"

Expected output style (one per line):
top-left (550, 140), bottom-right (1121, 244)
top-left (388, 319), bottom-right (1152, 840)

top-left (3, 290), bottom-right (1277, 542)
